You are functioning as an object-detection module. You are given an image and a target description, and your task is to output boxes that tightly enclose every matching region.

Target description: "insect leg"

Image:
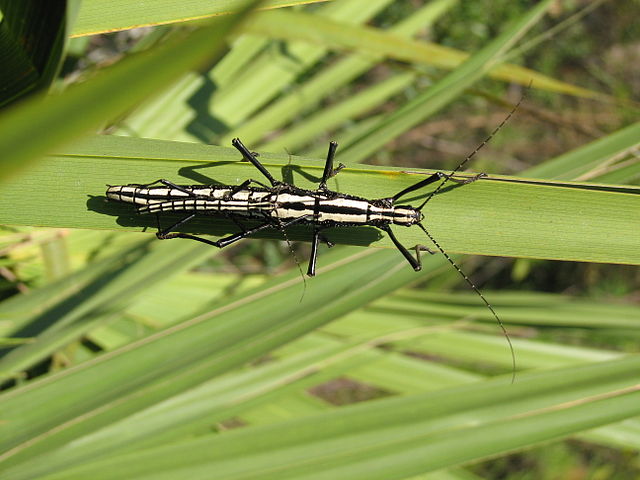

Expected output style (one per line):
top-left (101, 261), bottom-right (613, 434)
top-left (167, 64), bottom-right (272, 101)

top-left (306, 228), bottom-right (335, 276)
top-left (157, 217), bottom-right (274, 248)
top-left (224, 179), bottom-right (253, 200)
top-left (232, 138), bottom-right (280, 187)
top-left (381, 225), bottom-right (422, 271)
top-left (155, 213), bottom-right (221, 246)
top-left (218, 214), bottom-right (315, 248)
top-left (157, 213), bottom-right (314, 249)
top-left (391, 172), bottom-right (447, 202)
top-left (226, 179), bottom-right (276, 199)
top-left (318, 141), bottom-right (344, 190)
top-left (155, 214), bottom-right (205, 242)
top-left (306, 228), bottom-right (321, 277)
top-left (212, 222), bottom-right (278, 248)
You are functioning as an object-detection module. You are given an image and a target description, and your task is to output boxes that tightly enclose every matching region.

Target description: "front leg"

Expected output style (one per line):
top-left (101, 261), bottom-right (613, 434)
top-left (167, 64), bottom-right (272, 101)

top-left (391, 172), bottom-right (448, 202)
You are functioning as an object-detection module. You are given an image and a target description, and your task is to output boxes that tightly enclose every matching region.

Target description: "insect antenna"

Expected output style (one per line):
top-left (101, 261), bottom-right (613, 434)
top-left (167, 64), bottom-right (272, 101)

top-left (416, 222), bottom-right (516, 383)
top-left (417, 95), bottom-right (525, 212)
top-left (274, 217), bottom-right (307, 301)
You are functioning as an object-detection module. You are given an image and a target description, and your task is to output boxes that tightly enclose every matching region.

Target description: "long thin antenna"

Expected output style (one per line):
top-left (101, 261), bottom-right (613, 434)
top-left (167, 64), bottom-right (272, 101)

top-left (417, 222), bottom-right (516, 383)
top-left (275, 218), bottom-right (307, 302)
top-left (418, 94), bottom-right (526, 211)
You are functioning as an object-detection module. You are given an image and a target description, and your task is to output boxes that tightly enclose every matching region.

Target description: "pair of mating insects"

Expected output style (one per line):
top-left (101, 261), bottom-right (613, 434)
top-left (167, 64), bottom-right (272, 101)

top-left (106, 137), bottom-right (475, 276)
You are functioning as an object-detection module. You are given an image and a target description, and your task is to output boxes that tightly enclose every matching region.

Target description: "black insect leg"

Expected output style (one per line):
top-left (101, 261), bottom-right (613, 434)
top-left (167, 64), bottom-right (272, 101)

top-left (156, 213), bottom-right (315, 249)
top-left (391, 172), bottom-right (447, 202)
top-left (392, 171), bottom-right (487, 204)
top-left (307, 228), bottom-right (322, 277)
top-left (217, 214), bottom-right (316, 248)
top-left (156, 214), bottom-right (274, 248)
top-left (381, 225), bottom-right (423, 271)
top-left (212, 222), bottom-right (280, 248)
top-left (155, 213), bottom-right (217, 246)
top-left (306, 228), bottom-right (335, 277)
top-left (224, 179), bottom-right (252, 200)
top-left (318, 141), bottom-right (344, 190)
top-left (232, 138), bottom-right (280, 187)
top-left (224, 179), bottom-right (277, 200)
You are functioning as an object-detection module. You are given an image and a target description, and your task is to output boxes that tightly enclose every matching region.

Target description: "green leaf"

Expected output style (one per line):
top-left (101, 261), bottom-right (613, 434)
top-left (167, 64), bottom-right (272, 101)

top-left (0, 0), bottom-right (67, 107)
top-left (2, 135), bottom-right (639, 264)
top-left (0, 239), bottom-right (214, 382)
top-left (0, 247), bottom-right (440, 467)
top-left (241, 6), bottom-right (604, 101)
top-left (91, 0), bottom-right (394, 140)
top-left (523, 120), bottom-right (640, 180)
top-left (0, 0), bottom-right (261, 181)
top-left (71, 0), bottom-right (332, 37)
top-left (225, 0), bottom-right (457, 146)
top-left (9, 356), bottom-right (640, 480)
top-left (336, 0), bottom-right (556, 163)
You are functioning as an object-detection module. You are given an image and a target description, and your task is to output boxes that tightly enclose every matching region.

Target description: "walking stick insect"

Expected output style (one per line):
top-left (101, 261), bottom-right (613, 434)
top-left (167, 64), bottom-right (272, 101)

top-left (107, 137), bottom-right (478, 276)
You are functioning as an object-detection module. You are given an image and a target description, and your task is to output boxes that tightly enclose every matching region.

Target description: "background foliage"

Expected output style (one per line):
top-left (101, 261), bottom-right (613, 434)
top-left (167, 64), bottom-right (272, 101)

top-left (0, 0), bottom-right (639, 479)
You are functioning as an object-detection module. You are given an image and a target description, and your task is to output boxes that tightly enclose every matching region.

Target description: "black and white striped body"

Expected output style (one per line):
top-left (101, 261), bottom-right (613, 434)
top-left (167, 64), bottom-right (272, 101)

top-left (106, 183), bottom-right (423, 228)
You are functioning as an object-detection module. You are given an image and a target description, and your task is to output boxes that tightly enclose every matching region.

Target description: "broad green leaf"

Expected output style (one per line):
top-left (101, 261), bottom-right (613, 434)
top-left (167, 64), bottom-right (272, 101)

top-left (1, 135), bottom-right (639, 264)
